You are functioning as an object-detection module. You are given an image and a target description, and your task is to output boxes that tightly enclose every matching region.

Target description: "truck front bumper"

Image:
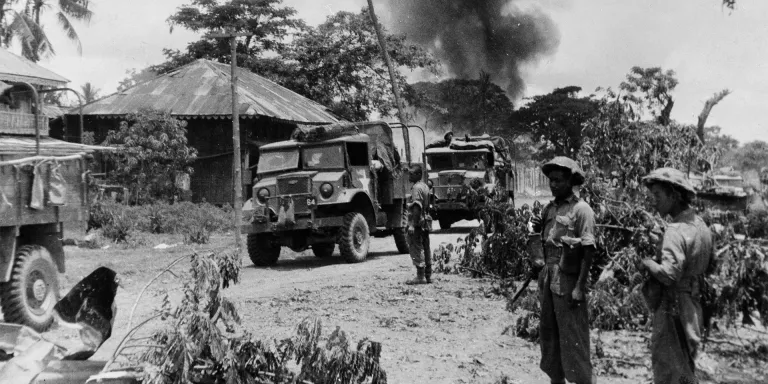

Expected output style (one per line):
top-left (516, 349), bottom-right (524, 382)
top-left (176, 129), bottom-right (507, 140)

top-left (241, 216), bottom-right (344, 235)
top-left (435, 201), bottom-right (470, 211)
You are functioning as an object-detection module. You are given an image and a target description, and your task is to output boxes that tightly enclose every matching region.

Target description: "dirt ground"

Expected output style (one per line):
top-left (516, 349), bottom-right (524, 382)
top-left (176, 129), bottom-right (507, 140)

top-left (2, 197), bottom-right (766, 383)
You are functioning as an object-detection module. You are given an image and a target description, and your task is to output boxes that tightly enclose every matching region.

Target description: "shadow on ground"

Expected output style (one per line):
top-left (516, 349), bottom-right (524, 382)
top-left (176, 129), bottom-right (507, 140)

top-left (251, 249), bottom-right (404, 271)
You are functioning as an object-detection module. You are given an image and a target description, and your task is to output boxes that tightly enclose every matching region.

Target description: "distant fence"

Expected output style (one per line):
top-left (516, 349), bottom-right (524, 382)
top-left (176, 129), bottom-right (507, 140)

top-left (513, 166), bottom-right (550, 197)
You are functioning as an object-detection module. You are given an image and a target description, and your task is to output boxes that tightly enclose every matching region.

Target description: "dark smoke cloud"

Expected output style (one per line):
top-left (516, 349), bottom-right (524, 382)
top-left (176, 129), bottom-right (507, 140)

top-left (382, 0), bottom-right (560, 99)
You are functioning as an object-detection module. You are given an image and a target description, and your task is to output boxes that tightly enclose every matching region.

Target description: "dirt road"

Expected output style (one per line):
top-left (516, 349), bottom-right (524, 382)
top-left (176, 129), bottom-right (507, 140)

top-left (227, 226), bottom-right (552, 384)
top-left (45, 220), bottom-right (627, 384)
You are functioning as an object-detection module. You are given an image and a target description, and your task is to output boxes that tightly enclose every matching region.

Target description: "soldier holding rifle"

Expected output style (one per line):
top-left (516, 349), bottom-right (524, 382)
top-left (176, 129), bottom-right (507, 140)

top-left (529, 156), bottom-right (597, 384)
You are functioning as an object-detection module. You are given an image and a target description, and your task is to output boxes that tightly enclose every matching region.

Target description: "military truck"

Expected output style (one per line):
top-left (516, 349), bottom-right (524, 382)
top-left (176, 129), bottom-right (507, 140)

top-left (0, 51), bottom-right (105, 331)
top-left (425, 135), bottom-right (513, 229)
top-left (689, 169), bottom-right (750, 223)
top-left (242, 121), bottom-right (424, 265)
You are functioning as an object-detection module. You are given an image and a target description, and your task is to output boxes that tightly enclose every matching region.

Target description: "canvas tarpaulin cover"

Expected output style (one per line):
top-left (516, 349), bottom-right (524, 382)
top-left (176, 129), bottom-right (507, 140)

top-left (291, 122), bottom-right (398, 171)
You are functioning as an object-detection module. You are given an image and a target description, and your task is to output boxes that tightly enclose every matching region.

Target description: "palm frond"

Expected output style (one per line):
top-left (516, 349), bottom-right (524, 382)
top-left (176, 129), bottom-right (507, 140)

top-left (58, 0), bottom-right (92, 23)
top-left (9, 10), bottom-right (37, 56)
top-left (56, 10), bottom-right (81, 53)
top-left (11, 11), bottom-right (55, 61)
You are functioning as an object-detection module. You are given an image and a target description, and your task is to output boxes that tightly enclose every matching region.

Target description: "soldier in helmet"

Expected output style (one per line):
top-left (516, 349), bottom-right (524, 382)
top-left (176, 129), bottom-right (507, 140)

top-left (405, 164), bottom-right (433, 284)
top-left (530, 156), bottom-right (597, 384)
top-left (639, 168), bottom-right (712, 384)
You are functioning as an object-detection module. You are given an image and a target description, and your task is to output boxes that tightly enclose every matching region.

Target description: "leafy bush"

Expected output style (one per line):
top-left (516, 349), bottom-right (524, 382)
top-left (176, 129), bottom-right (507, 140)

top-left (103, 109), bottom-right (197, 204)
top-left (87, 202), bottom-right (234, 244)
top-left (746, 210), bottom-right (768, 238)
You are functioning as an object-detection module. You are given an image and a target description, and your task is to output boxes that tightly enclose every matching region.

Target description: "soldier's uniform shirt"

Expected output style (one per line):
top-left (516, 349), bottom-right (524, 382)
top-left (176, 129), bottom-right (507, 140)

top-left (408, 181), bottom-right (430, 227)
top-left (538, 194), bottom-right (595, 384)
top-left (407, 181), bottom-right (431, 269)
top-left (647, 208), bottom-right (712, 384)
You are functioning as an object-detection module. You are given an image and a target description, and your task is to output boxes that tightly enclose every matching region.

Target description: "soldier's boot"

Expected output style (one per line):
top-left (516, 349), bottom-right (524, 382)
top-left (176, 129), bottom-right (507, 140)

top-left (405, 267), bottom-right (427, 285)
top-left (424, 264), bottom-right (432, 284)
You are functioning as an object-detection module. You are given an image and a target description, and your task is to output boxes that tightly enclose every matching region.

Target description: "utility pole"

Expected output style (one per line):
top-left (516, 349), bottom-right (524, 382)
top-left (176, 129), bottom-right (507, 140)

top-left (210, 30), bottom-right (253, 251)
top-left (367, 0), bottom-right (412, 163)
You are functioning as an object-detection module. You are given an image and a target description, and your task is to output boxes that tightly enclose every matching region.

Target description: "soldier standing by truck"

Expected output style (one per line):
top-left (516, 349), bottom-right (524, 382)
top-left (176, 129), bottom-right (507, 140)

top-left (530, 156), bottom-right (596, 384)
top-left (406, 164), bottom-right (432, 284)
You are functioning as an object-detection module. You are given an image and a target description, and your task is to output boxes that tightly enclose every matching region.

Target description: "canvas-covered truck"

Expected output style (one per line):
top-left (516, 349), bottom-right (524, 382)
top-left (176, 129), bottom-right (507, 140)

top-left (689, 169), bottom-right (750, 224)
top-left (0, 49), bottom-right (108, 332)
top-left (242, 121), bottom-right (424, 265)
top-left (426, 135), bottom-right (513, 229)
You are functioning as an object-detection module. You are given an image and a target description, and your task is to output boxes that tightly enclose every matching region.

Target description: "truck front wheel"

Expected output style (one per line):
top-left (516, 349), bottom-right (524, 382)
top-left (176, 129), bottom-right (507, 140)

top-left (247, 233), bottom-right (281, 266)
top-left (339, 212), bottom-right (370, 263)
top-left (0, 245), bottom-right (59, 332)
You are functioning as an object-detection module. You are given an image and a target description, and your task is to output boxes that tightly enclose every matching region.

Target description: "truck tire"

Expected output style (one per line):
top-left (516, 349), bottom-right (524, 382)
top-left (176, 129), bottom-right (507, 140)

top-left (393, 209), bottom-right (409, 254)
top-left (0, 245), bottom-right (59, 332)
top-left (247, 233), bottom-right (281, 266)
top-left (312, 243), bottom-right (335, 258)
top-left (393, 229), bottom-right (409, 254)
top-left (339, 212), bottom-right (370, 263)
top-left (439, 218), bottom-right (453, 230)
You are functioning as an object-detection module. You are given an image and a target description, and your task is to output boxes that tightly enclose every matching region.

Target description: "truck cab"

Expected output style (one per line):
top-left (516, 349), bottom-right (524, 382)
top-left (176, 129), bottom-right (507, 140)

top-left (426, 135), bottom-right (513, 229)
top-left (244, 121), bottom-right (420, 265)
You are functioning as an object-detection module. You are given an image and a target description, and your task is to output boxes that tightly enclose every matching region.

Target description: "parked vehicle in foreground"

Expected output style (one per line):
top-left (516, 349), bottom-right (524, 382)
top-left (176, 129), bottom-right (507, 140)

top-left (0, 59), bottom-right (106, 331)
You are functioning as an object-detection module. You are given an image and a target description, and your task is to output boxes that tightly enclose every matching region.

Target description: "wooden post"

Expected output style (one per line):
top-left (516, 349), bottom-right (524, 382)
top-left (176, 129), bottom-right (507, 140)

top-left (366, 0), bottom-right (412, 163)
top-left (230, 35), bottom-right (243, 251)
top-left (211, 30), bottom-right (253, 251)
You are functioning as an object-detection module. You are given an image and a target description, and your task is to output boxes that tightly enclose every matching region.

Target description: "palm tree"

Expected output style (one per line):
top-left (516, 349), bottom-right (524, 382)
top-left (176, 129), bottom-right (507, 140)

top-left (80, 81), bottom-right (99, 103)
top-left (25, 0), bottom-right (93, 60)
top-left (0, 0), bottom-right (52, 58)
top-left (0, 0), bottom-right (92, 61)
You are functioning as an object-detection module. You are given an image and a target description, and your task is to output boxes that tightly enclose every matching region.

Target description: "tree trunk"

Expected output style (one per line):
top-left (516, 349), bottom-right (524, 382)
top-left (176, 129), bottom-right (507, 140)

top-left (657, 98), bottom-right (674, 126)
top-left (696, 89), bottom-right (731, 144)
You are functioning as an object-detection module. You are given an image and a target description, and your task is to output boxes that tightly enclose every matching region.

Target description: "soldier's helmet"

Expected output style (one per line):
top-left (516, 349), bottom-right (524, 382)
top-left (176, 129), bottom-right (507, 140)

top-left (641, 167), bottom-right (696, 195)
top-left (541, 156), bottom-right (585, 185)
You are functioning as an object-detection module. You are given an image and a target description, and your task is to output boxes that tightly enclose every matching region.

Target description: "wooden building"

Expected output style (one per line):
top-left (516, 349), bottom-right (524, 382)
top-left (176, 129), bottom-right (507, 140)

top-left (51, 59), bottom-right (340, 204)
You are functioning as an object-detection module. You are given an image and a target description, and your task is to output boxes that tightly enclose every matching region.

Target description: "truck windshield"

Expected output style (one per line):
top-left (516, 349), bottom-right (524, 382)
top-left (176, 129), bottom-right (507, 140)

top-left (427, 154), bottom-right (453, 171)
top-left (303, 145), bottom-right (344, 169)
top-left (455, 152), bottom-right (487, 169)
top-left (257, 149), bottom-right (299, 174)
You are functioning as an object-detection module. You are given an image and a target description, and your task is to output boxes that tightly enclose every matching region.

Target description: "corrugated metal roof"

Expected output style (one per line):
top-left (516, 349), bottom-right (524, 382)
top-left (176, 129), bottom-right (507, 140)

top-left (42, 104), bottom-right (66, 118)
top-left (73, 59), bottom-right (340, 125)
top-left (0, 135), bottom-right (112, 156)
top-left (0, 48), bottom-right (69, 87)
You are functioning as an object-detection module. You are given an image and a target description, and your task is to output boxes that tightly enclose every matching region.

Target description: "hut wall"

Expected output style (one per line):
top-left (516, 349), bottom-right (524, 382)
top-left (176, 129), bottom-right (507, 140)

top-left (53, 114), bottom-right (298, 205)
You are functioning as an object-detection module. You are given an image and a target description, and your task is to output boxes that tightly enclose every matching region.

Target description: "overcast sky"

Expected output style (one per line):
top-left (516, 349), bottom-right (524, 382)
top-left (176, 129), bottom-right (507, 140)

top-left (29, 0), bottom-right (768, 144)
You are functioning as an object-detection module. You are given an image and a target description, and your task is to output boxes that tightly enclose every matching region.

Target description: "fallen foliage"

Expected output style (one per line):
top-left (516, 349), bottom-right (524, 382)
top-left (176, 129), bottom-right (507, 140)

top-left (104, 249), bottom-right (387, 384)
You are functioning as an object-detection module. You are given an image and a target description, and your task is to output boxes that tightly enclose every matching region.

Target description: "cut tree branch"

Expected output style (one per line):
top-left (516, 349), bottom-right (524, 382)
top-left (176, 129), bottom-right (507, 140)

top-left (697, 89), bottom-right (731, 143)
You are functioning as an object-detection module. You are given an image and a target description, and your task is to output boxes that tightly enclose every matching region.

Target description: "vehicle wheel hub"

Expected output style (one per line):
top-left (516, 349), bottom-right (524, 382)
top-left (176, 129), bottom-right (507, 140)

top-left (28, 271), bottom-right (47, 307)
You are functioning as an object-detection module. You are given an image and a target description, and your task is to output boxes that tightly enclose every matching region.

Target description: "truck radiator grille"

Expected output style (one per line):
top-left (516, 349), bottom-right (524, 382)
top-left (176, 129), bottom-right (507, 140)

top-left (277, 177), bottom-right (310, 195)
top-left (439, 174), bottom-right (464, 186)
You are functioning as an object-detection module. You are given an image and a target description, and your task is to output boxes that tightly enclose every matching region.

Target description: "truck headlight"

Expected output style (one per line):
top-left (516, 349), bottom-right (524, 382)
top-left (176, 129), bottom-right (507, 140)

top-left (256, 188), bottom-right (270, 204)
top-left (319, 183), bottom-right (334, 198)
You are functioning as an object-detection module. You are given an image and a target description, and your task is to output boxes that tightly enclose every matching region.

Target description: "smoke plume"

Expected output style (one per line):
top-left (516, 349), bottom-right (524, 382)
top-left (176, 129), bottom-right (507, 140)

top-left (382, 0), bottom-right (560, 98)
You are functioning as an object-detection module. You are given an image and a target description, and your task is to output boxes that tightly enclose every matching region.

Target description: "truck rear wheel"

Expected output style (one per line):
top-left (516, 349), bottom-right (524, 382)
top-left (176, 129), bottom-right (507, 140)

top-left (312, 243), bottom-right (335, 258)
top-left (0, 245), bottom-right (59, 332)
top-left (393, 208), bottom-right (409, 254)
top-left (247, 234), bottom-right (281, 266)
top-left (339, 212), bottom-right (370, 263)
